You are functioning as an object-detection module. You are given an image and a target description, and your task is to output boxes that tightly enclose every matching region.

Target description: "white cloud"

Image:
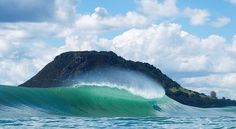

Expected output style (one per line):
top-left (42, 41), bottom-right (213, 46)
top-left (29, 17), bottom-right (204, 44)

top-left (0, 39), bottom-right (53, 85)
top-left (54, 0), bottom-right (79, 22)
top-left (0, 59), bottom-right (35, 85)
top-left (184, 7), bottom-right (210, 26)
top-left (210, 16), bottom-right (231, 28)
top-left (0, 25), bottom-right (60, 85)
top-left (117, 25), bottom-right (233, 73)
top-left (75, 7), bottom-right (149, 31)
top-left (93, 7), bottom-right (109, 18)
top-left (138, 0), bottom-right (179, 18)
top-left (0, 29), bottom-right (28, 40)
top-left (58, 34), bottom-right (100, 52)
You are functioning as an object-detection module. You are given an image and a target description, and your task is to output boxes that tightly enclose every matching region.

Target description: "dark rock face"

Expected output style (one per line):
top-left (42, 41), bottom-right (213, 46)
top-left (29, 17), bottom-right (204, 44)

top-left (20, 51), bottom-right (236, 108)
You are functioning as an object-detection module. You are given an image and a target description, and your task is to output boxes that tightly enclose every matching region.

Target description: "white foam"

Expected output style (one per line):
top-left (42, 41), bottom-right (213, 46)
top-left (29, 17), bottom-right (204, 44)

top-left (71, 68), bottom-right (165, 99)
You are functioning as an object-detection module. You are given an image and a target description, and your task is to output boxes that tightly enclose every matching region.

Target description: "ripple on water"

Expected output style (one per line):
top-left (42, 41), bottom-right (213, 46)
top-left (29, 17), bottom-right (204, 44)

top-left (1, 116), bottom-right (236, 129)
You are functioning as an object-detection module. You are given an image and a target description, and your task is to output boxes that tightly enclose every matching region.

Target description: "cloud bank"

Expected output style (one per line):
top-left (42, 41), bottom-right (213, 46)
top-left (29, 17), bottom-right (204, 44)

top-left (0, 0), bottom-right (236, 99)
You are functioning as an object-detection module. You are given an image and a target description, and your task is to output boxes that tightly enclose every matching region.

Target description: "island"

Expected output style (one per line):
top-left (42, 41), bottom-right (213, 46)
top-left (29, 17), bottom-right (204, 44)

top-left (20, 51), bottom-right (236, 108)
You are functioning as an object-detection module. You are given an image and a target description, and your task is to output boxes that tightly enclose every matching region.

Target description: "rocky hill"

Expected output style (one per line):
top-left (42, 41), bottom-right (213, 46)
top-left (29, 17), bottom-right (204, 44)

top-left (20, 51), bottom-right (236, 108)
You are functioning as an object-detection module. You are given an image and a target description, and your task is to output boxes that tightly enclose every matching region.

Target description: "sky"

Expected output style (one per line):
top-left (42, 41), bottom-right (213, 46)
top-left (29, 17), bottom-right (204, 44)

top-left (0, 0), bottom-right (236, 99)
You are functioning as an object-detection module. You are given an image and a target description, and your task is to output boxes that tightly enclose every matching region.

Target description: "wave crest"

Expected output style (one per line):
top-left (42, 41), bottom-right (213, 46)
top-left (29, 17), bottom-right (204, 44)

top-left (71, 68), bottom-right (165, 99)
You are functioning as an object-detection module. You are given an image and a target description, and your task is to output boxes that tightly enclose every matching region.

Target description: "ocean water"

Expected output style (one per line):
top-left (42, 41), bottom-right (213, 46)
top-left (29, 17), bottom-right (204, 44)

top-left (0, 85), bottom-right (236, 128)
top-left (1, 116), bottom-right (236, 129)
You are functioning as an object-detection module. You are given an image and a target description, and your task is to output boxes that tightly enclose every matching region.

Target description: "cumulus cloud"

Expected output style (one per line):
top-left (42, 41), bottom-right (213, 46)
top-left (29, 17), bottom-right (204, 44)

top-left (93, 7), bottom-right (109, 18)
top-left (210, 16), bottom-right (231, 28)
top-left (0, 24), bottom-right (62, 85)
top-left (0, 38), bottom-right (53, 85)
top-left (75, 7), bottom-right (149, 31)
top-left (184, 7), bottom-right (210, 26)
top-left (138, 0), bottom-right (179, 18)
top-left (54, 0), bottom-right (79, 22)
top-left (100, 24), bottom-right (236, 73)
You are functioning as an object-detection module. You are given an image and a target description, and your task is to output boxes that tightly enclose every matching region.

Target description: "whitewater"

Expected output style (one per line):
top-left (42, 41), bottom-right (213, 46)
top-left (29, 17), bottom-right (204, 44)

top-left (0, 69), bottom-right (236, 128)
top-left (0, 84), bottom-right (236, 128)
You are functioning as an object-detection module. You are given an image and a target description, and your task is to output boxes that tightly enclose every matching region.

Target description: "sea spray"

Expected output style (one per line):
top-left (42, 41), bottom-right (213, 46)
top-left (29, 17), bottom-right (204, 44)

top-left (71, 68), bottom-right (165, 99)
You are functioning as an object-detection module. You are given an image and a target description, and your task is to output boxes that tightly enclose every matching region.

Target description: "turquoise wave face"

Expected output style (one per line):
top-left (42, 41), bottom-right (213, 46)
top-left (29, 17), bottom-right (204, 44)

top-left (0, 85), bottom-right (236, 118)
top-left (0, 85), bottom-right (159, 117)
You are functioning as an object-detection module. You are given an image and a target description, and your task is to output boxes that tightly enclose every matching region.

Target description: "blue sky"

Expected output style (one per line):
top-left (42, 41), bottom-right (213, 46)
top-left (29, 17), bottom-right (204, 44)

top-left (77, 0), bottom-right (136, 14)
top-left (74, 0), bottom-right (236, 40)
top-left (0, 0), bottom-right (236, 99)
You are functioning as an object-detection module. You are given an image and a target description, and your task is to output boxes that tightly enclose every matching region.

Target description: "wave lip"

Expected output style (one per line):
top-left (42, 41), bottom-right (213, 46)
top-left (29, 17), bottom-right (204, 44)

top-left (73, 83), bottom-right (164, 99)
top-left (71, 68), bottom-right (165, 99)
